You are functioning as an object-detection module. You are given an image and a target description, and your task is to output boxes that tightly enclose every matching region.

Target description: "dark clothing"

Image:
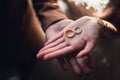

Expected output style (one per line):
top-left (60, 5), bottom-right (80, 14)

top-left (0, 0), bottom-right (67, 68)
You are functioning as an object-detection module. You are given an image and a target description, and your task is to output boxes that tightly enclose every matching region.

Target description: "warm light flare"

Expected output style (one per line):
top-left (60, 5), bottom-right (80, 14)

top-left (69, 0), bottom-right (110, 11)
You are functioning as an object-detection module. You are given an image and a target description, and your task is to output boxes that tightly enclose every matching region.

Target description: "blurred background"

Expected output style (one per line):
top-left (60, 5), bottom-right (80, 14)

top-left (1, 0), bottom-right (120, 80)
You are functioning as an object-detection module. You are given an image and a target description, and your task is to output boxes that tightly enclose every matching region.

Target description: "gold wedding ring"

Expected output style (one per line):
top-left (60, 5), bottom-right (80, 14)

top-left (65, 27), bottom-right (82, 38)
top-left (65, 29), bottom-right (75, 38)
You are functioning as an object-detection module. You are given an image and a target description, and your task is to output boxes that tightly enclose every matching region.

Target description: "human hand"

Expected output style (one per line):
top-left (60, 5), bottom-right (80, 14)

top-left (37, 16), bottom-right (102, 60)
top-left (57, 54), bottom-right (93, 75)
top-left (37, 16), bottom-right (117, 60)
top-left (37, 18), bottom-right (92, 75)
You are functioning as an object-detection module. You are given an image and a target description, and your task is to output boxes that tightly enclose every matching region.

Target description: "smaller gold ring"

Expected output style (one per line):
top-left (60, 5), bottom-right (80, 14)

top-left (65, 29), bottom-right (75, 38)
top-left (74, 27), bottom-right (82, 34)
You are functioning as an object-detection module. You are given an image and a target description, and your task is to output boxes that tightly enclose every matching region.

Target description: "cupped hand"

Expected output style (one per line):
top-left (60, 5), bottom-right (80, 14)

top-left (37, 16), bottom-right (101, 60)
top-left (37, 18), bottom-right (93, 75)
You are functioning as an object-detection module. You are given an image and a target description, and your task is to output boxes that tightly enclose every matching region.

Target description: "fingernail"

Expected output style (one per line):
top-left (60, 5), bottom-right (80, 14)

top-left (36, 54), bottom-right (39, 59)
top-left (36, 53), bottom-right (42, 59)
top-left (77, 55), bottom-right (81, 58)
top-left (43, 56), bottom-right (48, 60)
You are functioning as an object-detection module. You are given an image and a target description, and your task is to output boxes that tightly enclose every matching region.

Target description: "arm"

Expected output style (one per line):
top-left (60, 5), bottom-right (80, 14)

top-left (32, 0), bottom-right (67, 31)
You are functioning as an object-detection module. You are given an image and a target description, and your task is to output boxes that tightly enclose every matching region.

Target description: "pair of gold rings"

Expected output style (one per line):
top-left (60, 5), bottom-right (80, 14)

top-left (64, 27), bottom-right (82, 38)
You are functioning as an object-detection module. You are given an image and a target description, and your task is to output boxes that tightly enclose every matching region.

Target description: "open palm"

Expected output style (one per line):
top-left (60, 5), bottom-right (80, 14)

top-left (37, 16), bottom-right (102, 60)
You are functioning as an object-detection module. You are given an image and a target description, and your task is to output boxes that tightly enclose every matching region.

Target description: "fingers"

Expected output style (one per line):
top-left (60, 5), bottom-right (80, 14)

top-left (43, 46), bottom-right (74, 60)
top-left (76, 57), bottom-right (91, 74)
top-left (57, 57), bottom-right (68, 71)
top-left (36, 42), bottom-right (68, 59)
top-left (39, 37), bottom-right (65, 52)
top-left (84, 55), bottom-right (93, 68)
top-left (77, 40), bottom-right (96, 58)
top-left (66, 55), bottom-right (82, 75)
top-left (45, 31), bottom-right (63, 46)
top-left (64, 54), bottom-right (92, 76)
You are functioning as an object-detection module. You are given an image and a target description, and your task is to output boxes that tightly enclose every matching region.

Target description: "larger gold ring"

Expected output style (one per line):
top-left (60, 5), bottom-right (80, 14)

top-left (65, 29), bottom-right (75, 38)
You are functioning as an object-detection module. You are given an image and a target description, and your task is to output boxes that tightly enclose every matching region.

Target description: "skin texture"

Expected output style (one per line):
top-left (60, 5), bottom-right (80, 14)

top-left (37, 16), bottom-right (117, 60)
top-left (37, 0), bottom-right (119, 78)
top-left (39, 18), bottom-right (92, 75)
top-left (36, 16), bottom-right (117, 75)
top-left (37, 16), bottom-right (101, 59)
top-left (36, 16), bottom-right (118, 75)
